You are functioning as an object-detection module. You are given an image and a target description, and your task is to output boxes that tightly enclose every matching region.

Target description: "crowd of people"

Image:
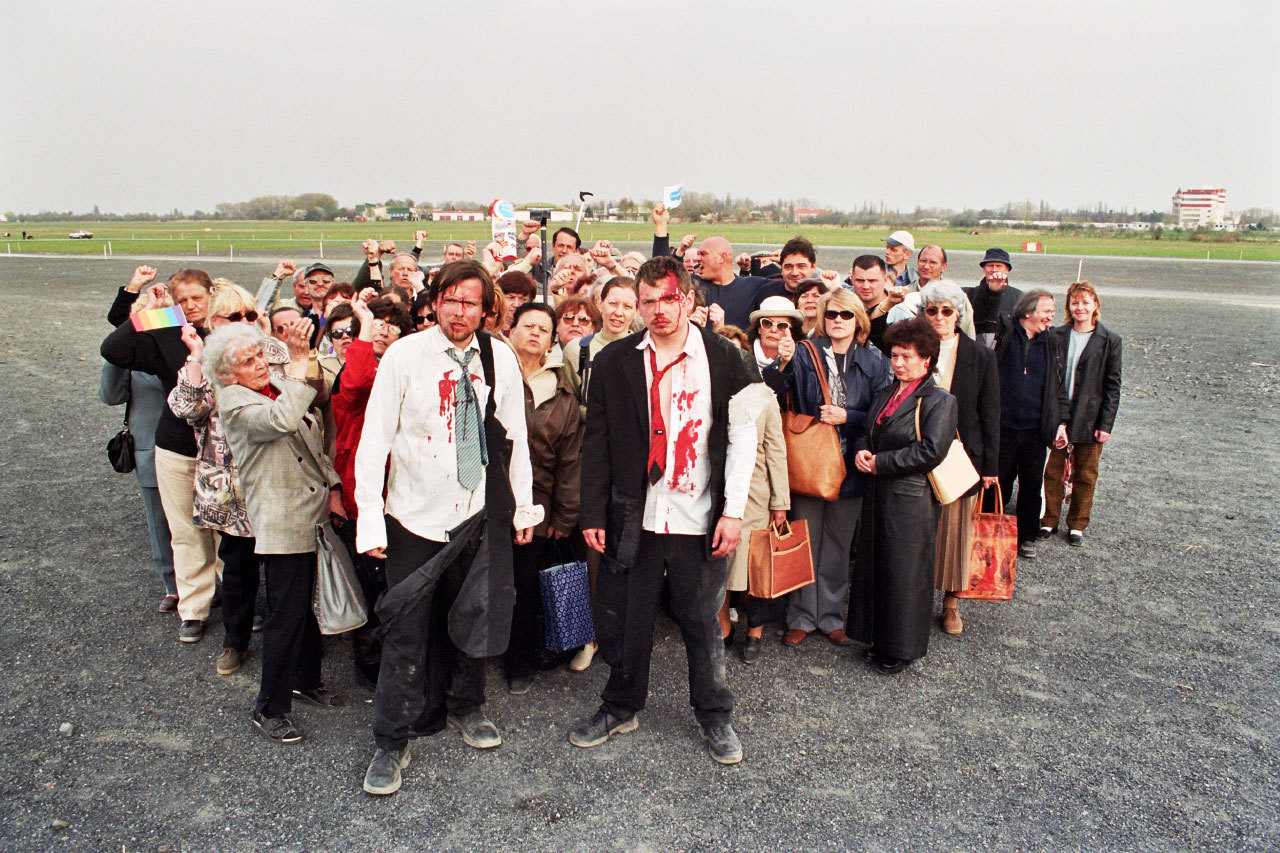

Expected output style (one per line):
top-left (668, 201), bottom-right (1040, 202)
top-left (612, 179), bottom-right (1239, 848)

top-left (99, 206), bottom-right (1122, 793)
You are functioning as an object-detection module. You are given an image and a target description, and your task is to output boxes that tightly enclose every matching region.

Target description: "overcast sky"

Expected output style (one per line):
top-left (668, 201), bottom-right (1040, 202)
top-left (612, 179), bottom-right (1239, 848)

top-left (3, 0), bottom-right (1277, 215)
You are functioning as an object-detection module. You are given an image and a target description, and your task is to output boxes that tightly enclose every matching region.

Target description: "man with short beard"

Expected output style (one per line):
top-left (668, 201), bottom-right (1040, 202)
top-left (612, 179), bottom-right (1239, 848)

top-left (966, 248), bottom-right (1023, 349)
top-left (355, 260), bottom-right (541, 796)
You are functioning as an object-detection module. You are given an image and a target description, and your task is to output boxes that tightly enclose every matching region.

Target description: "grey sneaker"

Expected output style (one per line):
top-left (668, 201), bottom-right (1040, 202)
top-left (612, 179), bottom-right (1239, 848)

top-left (362, 744), bottom-right (411, 795)
top-left (178, 620), bottom-right (205, 644)
top-left (1017, 542), bottom-right (1036, 559)
top-left (507, 675), bottom-right (533, 695)
top-left (568, 709), bottom-right (639, 748)
top-left (447, 712), bottom-right (502, 749)
top-left (251, 712), bottom-right (301, 744)
top-left (701, 723), bottom-right (743, 765)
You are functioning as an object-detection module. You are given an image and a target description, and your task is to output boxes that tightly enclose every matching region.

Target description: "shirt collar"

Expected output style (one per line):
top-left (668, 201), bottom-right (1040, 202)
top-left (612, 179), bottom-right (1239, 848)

top-left (426, 324), bottom-right (481, 356)
top-left (636, 322), bottom-right (704, 361)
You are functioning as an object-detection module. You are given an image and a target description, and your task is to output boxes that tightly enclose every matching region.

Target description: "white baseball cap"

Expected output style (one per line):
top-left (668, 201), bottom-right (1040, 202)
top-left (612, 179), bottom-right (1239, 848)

top-left (882, 230), bottom-right (916, 251)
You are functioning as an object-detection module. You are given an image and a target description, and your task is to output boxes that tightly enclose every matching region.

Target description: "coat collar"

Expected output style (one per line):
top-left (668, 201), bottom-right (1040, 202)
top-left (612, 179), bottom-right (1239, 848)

top-left (871, 373), bottom-right (938, 425)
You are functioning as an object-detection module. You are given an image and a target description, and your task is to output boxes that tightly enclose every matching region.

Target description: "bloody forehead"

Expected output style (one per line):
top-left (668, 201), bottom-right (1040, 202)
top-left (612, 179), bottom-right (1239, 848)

top-left (659, 272), bottom-right (680, 297)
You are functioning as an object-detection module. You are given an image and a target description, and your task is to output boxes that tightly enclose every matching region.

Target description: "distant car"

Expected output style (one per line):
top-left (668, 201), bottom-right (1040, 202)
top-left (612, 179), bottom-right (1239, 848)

top-left (69, 230), bottom-right (94, 239)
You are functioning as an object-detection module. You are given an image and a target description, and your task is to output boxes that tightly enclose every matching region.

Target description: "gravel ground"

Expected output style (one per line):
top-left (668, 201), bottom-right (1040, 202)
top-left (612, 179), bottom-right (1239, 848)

top-left (0, 256), bottom-right (1276, 852)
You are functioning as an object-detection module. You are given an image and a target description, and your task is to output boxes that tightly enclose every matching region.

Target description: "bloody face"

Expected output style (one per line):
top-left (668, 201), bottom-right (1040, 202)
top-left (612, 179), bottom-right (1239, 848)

top-left (638, 274), bottom-right (689, 339)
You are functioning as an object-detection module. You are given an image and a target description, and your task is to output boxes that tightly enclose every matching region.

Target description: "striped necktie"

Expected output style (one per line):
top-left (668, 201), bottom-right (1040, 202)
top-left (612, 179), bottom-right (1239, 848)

top-left (446, 347), bottom-right (488, 489)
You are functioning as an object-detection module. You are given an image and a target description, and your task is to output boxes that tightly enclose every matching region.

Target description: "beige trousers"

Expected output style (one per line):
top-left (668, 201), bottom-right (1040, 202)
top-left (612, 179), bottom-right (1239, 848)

top-left (154, 447), bottom-right (222, 621)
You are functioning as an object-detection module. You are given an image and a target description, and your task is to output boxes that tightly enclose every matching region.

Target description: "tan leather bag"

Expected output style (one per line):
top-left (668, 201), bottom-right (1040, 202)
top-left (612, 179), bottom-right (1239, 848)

top-left (782, 340), bottom-right (846, 501)
top-left (748, 519), bottom-right (815, 598)
top-left (914, 399), bottom-right (980, 504)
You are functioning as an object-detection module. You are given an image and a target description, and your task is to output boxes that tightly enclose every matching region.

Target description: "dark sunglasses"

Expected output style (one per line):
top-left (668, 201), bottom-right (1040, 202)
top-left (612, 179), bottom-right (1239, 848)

top-left (415, 313), bottom-right (434, 325)
top-left (924, 305), bottom-right (956, 317)
top-left (824, 309), bottom-right (856, 321)
top-left (329, 327), bottom-right (354, 339)
top-left (222, 310), bottom-right (259, 323)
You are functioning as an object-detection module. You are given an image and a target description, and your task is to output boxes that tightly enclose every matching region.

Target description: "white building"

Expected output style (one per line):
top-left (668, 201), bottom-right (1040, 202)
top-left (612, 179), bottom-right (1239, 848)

top-left (432, 210), bottom-right (485, 222)
top-left (1172, 187), bottom-right (1227, 229)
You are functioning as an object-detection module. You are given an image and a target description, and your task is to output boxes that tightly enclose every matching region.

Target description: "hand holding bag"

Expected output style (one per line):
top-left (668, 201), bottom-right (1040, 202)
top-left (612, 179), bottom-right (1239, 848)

top-left (106, 399), bottom-right (136, 474)
top-left (313, 521), bottom-right (368, 634)
top-left (747, 518), bottom-right (815, 599)
top-left (914, 399), bottom-right (979, 504)
top-left (539, 546), bottom-right (594, 653)
top-left (782, 340), bottom-right (846, 501)
top-left (955, 483), bottom-right (1017, 600)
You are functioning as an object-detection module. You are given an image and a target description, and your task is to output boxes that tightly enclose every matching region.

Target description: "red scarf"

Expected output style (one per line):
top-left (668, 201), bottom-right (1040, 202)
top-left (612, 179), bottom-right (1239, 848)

top-left (876, 376), bottom-right (924, 424)
top-left (256, 384), bottom-right (280, 401)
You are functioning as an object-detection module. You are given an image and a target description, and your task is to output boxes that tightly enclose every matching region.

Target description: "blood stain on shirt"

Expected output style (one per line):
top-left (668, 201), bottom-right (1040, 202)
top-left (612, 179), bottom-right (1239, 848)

top-left (674, 389), bottom-right (697, 413)
top-left (669, 417), bottom-right (702, 490)
top-left (438, 371), bottom-right (459, 438)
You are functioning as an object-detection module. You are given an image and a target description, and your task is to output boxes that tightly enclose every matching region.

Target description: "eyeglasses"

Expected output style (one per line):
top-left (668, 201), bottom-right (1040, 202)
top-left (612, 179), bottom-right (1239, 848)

top-left (415, 313), bottom-right (434, 326)
top-left (824, 309), bottom-right (856, 321)
top-left (220, 310), bottom-right (259, 323)
top-left (924, 305), bottom-right (956, 317)
top-left (561, 315), bottom-right (592, 326)
top-left (757, 318), bottom-right (789, 329)
top-left (329, 327), bottom-right (354, 339)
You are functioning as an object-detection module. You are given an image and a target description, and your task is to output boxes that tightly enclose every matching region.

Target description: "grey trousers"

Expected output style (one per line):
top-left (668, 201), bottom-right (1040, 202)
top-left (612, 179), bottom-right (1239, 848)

top-left (139, 485), bottom-right (177, 597)
top-left (787, 494), bottom-right (861, 634)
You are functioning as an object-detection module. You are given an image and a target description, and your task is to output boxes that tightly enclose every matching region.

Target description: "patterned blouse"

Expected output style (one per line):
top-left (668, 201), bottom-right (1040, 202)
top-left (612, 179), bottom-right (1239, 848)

top-left (167, 336), bottom-right (290, 536)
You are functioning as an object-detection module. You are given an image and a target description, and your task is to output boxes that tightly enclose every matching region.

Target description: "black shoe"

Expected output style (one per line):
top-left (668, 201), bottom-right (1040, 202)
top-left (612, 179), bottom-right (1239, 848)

top-left (1068, 530), bottom-right (1084, 546)
top-left (1017, 542), bottom-right (1036, 559)
top-left (251, 711), bottom-right (302, 744)
top-left (178, 619), bottom-right (205, 644)
top-left (568, 709), bottom-right (638, 748)
top-left (251, 614), bottom-right (265, 633)
top-left (701, 723), bottom-right (743, 765)
top-left (860, 646), bottom-right (883, 665)
top-left (874, 656), bottom-right (909, 675)
top-left (292, 686), bottom-right (342, 708)
top-left (447, 712), bottom-right (502, 749)
top-left (362, 744), bottom-right (411, 795)
top-left (1036, 526), bottom-right (1055, 541)
top-left (507, 675), bottom-right (533, 695)
top-left (741, 636), bottom-right (762, 665)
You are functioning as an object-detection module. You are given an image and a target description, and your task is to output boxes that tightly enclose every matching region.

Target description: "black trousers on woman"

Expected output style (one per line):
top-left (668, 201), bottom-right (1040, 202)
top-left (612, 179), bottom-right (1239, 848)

top-left (254, 552), bottom-right (322, 718)
top-left (505, 536), bottom-right (551, 681)
top-left (217, 533), bottom-right (260, 653)
top-left (996, 426), bottom-right (1048, 545)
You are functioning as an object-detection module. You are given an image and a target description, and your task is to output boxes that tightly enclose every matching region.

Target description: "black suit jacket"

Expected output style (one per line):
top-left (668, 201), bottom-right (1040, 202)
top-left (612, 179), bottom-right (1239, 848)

top-left (948, 334), bottom-right (1001, 479)
top-left (1051, 322), bottom-right (1122, 444)
top-left (580, 322), bottom-right (758, 568)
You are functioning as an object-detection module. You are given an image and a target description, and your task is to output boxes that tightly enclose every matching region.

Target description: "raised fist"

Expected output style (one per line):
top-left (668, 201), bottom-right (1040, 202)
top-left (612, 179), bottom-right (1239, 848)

top-left (128, 265), bottom-right (158, 293)
top-left (272, 260), bottom-right (297, 280)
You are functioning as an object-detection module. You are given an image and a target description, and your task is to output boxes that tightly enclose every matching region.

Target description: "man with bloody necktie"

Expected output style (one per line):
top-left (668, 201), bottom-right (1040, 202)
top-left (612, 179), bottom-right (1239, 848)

top-left (571, 255), bottom-right (760, 765)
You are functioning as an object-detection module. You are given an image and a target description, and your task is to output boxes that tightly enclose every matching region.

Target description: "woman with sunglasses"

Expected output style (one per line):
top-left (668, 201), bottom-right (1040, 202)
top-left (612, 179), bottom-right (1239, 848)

top-left (170, 283), bottom-right (291, 676)
top-left (770, 288), bottom-right (892, 647)
top-left (917, 281), bottom-right (1000, 634)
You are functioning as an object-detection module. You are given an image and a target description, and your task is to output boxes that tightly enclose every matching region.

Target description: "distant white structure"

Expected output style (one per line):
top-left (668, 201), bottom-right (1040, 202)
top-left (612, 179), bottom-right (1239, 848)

top-left (1172, 187), bottom-right (1227, 229)
top-left (432, 210), bottom-right (485, 222)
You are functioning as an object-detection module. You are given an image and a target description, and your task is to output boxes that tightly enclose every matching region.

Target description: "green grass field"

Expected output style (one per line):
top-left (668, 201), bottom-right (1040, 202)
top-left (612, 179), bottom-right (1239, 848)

top-left (5, 219), bottom-right (1278, 261)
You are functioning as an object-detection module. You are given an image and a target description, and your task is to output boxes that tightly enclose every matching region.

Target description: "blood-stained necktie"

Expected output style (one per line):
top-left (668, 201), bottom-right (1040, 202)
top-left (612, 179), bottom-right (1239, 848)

top-left (647, 346), bottom-right (688, 486)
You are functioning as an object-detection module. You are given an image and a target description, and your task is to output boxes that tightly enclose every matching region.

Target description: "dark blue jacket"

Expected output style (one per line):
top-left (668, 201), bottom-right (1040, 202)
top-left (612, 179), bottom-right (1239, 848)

top-left (767, 338), bottom-right (892, 499)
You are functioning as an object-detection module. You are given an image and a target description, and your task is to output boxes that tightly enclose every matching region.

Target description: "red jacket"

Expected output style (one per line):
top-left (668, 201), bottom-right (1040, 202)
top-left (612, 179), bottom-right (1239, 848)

top-left (331, 338), bottom-right (379, 519)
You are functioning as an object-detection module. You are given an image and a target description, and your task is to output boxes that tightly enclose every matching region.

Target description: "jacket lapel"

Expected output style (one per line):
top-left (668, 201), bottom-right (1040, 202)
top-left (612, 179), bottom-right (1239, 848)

top-left (620, 343), bottom-right (649, 432)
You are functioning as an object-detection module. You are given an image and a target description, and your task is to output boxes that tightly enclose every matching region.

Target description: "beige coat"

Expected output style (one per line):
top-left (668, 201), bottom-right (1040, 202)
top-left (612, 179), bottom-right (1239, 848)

top-left (217, 378), bottom-right (341, 555)
top-left (727, 383), bottom-right (790, 591)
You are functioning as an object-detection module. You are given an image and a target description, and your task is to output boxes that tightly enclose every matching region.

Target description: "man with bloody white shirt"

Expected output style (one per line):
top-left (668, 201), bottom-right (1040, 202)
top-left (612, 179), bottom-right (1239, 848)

top-left (570, 255), bottom-right (759, 765)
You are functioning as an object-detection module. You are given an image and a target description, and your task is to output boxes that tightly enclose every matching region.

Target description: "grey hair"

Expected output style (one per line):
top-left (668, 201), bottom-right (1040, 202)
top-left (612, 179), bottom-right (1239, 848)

top-left (202, 323), bottom-right (270, 389)
top-left (919, 279), bottom-right (975, 339)
top-left (1014, 288), bottom-right (1053, 319)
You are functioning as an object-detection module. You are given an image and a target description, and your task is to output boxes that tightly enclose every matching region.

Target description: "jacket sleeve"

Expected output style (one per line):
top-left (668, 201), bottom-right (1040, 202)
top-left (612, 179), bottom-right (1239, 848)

top-left (101, 318), bottom-right (165, 376)
top-left (1096, 332), bottom-right (1122, 434)
top-left (352, 259), bottom-right (379, 292)
top-left (549, 397), bottom-right (583, 534)
top-left (976, 348), bottom-right (1001, 476)
top-left (761, 402), bottom-right (790, 511)
top-left (652, 233), bottom-right (670, 258)
top-left (99, 362), bottom-right (130, 406)
top-left (332, 339), bottom-right (378, 414)
top-left (107, 287), bottom-right (137, 327)
top-left (579, 352), bottom-right (612, 531)
top-left (167, 370), bottom-right (212, 425)
top-left (217, 380), bottom-right (316, 446)
top-left (876, 394), bottom-right (958, 479)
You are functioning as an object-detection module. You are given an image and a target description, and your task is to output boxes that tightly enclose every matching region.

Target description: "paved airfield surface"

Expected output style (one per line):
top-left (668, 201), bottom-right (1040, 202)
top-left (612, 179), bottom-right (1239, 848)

top-left (0, 255), bottom-right (1277, 852)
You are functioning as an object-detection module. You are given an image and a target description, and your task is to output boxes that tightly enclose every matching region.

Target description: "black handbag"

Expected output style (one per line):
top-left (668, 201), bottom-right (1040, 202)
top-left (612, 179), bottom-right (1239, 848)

top-left (107, 397), bottom-right (136, 474)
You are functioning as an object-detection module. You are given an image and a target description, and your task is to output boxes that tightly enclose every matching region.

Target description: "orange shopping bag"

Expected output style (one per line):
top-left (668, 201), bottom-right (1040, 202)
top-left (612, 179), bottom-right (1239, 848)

top-left (955, 484), bottom-right (1016, 601)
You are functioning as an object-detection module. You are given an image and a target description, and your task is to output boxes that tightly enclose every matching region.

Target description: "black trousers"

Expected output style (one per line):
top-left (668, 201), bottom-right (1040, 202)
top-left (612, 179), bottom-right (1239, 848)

top-left (373, 515), bottom-right (487, 751)
top-left (996, 426), bottom-right (1048, 544)
top-left (254, 552), bottom-right (322, 717)
top-left (218, 533), bottom-right (260, 653)
top-left (595, 532), bottom-right (733, 727)
top-left (329, 519), bottom-right (385, 687)
top-left (505, 536), bottom-right (550, 680)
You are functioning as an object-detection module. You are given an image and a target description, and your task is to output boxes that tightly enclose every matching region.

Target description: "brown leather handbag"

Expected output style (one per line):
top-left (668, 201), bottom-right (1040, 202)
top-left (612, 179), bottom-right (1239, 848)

top-left (782, 340), bottom-right (846, 500)
top-left (748, 519), bottom-right (815, 598)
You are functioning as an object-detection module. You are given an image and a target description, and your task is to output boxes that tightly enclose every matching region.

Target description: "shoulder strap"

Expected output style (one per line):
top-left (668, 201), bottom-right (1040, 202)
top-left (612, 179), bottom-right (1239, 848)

top-left (801, 339), bottom-right (833, 406)
top-left (578, 333), bottom-right (594, 377)
top-left (476, 331), bottom-right (497, 422)
top-left (914, 398), bottom-right (922, 441)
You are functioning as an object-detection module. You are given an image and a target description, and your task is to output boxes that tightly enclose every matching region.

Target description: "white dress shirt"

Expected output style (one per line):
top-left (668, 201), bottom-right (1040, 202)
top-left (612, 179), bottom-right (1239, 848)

top-left (354, 326), bottom-right (543, 552)
top-left (638, 324), bottom-right (757, 535)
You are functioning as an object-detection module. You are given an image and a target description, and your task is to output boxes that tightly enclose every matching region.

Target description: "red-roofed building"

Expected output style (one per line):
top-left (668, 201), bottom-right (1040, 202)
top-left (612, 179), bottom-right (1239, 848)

top-left (794, 208), bottom-right (828, 221)
top-left (1172, 188), bottom-right (1227, 229)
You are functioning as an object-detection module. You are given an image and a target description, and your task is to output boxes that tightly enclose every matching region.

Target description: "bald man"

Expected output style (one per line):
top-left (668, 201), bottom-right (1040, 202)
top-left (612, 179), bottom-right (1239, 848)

top-left (692, 237), bottom-right (772, 329)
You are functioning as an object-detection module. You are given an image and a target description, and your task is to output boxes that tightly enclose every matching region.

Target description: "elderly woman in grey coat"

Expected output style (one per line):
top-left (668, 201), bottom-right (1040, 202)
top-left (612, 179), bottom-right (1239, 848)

top-left (206, 320), bottom-right (346, 744)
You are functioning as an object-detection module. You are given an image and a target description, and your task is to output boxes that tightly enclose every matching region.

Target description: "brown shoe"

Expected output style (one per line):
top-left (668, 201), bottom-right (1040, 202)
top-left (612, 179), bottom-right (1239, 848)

top-left (782, 629), bottom-right (808, 646)
top-left (941, 600), bottom-right (963, 635)
top-left (216, 647), bottom-right (247, 676)
top-left (826, 629), bottom-right (854, 646)
top-left (157, 594), bottom-right (179, 613)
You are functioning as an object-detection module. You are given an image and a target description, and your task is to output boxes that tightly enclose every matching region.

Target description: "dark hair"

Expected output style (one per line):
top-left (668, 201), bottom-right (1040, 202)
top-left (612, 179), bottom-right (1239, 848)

top-left (555, 294), bottom-right (602, 332)
top-left (379, 284), bottom-right (411, 304)
top-left (369, 297), bottom-right (414, 337)
top-left (269, 306), bottom-right (301, 324)
top-left (852, 255), bottom-right (887, 274)
top-left (794, 278), bottom-right (826, 300)
top-left (636, 255), bottom-right (693, 294)
top-left (323, 281), bottom-right (355, 312)
top-left (882, 316), bottom-right (941, 370)
top-left (779, 236), bottom-right (816, 265)
top-left (326, 301), bottom-right (357, 337)
top-left (748, 314), bottom-right (804, 348)
top-left (511, 301), bottom-right (557, 331)
top-left (552, 226), bottom-right (581, 250)
top-left (169, 268), bottom-right (214, 292)
top-left (432, 259), bottom-right (496, 314)
top-left (599, 276), bottom-right (638, 303)
top-left (410, 289), bottom-right (434, 323)
top-left (1014, 288), bottom-right (1053, 319)
top-left (919, 244), bottom-right (948, 264)
top-left (496, 270), bottom-right (537, 299)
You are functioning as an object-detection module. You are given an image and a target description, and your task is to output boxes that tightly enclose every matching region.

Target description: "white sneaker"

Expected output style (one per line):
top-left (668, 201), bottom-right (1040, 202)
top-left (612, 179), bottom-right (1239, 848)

top-left (568, 641), bottom-right (597, 672)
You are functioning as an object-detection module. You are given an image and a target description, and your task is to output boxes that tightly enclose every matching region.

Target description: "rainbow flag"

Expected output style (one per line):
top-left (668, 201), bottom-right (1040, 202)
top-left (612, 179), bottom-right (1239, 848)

top-left (130, 306), bottom-right (187, 332)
